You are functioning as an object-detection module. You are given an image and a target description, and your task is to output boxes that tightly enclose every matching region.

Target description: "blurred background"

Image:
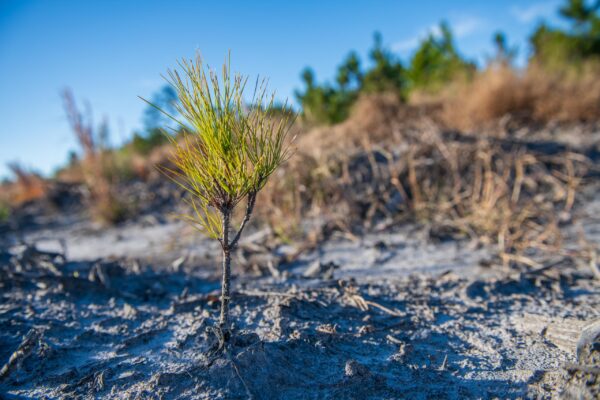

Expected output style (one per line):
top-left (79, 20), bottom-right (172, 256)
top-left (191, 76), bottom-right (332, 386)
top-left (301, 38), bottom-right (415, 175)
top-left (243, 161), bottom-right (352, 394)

top-left (0, 0), bottom-right (582, 177)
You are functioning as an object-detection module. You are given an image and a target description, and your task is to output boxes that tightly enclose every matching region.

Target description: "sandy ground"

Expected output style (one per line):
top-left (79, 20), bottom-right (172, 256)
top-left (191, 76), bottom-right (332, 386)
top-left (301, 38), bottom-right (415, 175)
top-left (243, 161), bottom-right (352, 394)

top-left (1, 203), bottom-right (600, 399)
top-left (0, 182), bottom-right (599, 399)
top-left (0, 241), bottom-right (599, 399)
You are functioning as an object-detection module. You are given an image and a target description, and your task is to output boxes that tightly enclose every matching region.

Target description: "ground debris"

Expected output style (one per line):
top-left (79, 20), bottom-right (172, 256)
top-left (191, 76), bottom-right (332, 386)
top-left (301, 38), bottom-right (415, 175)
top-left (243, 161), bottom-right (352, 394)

top-left (344, 359), bottom-right (371, 378)
top-left (303, 260), bottom-right (339, 279)
top-left (0, 328), bottom-right (42, 381)
top-left (560, 319), bottom-right (600, 399)
top-left (0, 245), bottom-right (598, 399)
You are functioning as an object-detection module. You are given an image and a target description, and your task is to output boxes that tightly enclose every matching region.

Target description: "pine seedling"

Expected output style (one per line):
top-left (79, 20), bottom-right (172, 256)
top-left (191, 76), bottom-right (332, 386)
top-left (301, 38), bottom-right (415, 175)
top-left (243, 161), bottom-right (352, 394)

top-left (149, 54), bottom-right (294, 339)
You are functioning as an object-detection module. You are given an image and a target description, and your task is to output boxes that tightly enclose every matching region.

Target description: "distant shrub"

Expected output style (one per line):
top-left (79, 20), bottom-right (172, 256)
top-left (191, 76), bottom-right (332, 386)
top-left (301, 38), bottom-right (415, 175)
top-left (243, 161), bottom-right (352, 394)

top-left (0, 201), bottom-right (10, 223)
top-left (62, 89), bottom-right (129, 224)
top-left (129, 128), bottom-right (170, 155)
top-left (6, 162), bottom-right (47, 205)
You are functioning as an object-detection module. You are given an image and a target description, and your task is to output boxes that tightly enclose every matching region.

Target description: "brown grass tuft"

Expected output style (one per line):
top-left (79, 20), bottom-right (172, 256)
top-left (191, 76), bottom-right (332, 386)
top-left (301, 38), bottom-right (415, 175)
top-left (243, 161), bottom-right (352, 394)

top-left (254, 97), bottom-right (589, 266)
top-left (4, 162), bottom-right (47, 206)
top-left (441, 62), bottom-right (600, 130)
top-left (62, 89), bottom-right (127, 224)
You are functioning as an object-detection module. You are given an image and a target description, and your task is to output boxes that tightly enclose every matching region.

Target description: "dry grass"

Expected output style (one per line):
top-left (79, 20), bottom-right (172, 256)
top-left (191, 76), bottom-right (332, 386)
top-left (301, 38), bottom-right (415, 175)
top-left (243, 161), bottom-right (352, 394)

top-left (441, 62), bottom-right (600, 130)
top-left (62, 89), bottom-right (127, 224)
top-left (254, 95), bottom-right (590, 266)
top-left (1, 163), bottom-right (47, 206)
top-left (399, 135), bottom-right (587, 266)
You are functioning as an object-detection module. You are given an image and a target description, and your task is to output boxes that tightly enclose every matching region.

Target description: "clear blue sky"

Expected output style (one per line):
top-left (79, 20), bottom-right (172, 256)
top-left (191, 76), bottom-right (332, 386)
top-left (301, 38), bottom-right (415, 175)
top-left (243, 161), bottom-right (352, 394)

top-left (0, 0), bottom-right (563, 178)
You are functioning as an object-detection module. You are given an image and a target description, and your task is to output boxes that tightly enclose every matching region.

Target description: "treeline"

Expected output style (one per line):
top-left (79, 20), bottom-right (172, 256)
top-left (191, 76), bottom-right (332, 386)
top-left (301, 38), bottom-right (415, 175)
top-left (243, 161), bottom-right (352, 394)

top-left (295, 0), bottom-right (600, 125)
top-left (128, 0), bottom-right (600, 153)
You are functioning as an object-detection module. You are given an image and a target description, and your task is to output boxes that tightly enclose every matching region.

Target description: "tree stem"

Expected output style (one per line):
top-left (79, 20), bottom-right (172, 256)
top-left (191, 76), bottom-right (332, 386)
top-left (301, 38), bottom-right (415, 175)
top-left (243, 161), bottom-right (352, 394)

top-left (218, 194), bottom-right (256, 334)
top-left (219, 210), bottom-right (231, 330)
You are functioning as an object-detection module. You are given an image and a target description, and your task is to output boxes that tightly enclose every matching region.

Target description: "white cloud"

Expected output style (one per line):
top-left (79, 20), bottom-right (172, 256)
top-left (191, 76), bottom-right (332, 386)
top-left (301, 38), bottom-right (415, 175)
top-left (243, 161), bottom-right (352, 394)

top-left (429, 24), bottom-right (443, 38)
top-left (511, 1), bottom-right (559, 23)
top-left (391, 36), bottom-right (421, 53)
top-left (392, 24), bottom-right (439, 53)
top-left (453, 16), bottom-right (484, 38)
top-left (392, 16), bottom-right (483, 54)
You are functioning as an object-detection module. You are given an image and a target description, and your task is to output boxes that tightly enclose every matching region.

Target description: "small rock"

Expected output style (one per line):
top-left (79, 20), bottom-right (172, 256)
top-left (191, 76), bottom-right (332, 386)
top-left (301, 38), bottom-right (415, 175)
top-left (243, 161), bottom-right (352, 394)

top-left (576, 319), bottom-right (600, 364)
top-left (171, 255), bottom-right (186, 272)
top-left (121, 303), bottom-right (137, 319)
top-left (303, 260), bottom-right (339, 279)
top-left (345, 359), bottom-right (371, 378)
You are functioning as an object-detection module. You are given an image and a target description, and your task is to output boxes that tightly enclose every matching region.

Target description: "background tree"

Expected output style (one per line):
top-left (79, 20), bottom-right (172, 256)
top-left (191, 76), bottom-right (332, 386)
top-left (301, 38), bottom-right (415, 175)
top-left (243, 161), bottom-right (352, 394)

top-left (296, 33), bottom-right (404, 124)
top-left (361, 32), bottom-right (405, 95)
top-left (530, 0), bottom-right (600, 67)
top-left (295, 68), bottom-right (344, 124)
top-left (143, 85), bottom-right (178, 132)
top-left (336, 51), bottom-right (362, 90)
top-left (407, 22), bottom-right (475, 92)
top-left (559, 0), bottom-right (600, 28)
top-left (491, 31), bottom-right (518, 66)
top-left (130, 85), bottom-right (179, 155)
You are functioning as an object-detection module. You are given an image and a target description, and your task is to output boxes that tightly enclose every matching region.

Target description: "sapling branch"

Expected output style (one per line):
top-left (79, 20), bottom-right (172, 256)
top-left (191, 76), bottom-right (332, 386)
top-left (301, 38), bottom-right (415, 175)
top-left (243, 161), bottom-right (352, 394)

top-left (229, 191), bottom-right (257, 249)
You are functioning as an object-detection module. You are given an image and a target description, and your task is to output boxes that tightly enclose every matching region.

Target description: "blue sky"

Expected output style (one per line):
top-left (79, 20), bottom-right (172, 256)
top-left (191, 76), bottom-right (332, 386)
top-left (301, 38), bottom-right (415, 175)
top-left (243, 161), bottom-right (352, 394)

top-left (0, 0), bottom-right (563, 178)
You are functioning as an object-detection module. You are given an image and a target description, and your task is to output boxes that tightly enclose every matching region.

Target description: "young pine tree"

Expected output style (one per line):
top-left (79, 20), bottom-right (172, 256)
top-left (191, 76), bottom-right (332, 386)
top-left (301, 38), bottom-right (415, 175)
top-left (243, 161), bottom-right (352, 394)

top-left (151, 55), bottom-right (294, 338)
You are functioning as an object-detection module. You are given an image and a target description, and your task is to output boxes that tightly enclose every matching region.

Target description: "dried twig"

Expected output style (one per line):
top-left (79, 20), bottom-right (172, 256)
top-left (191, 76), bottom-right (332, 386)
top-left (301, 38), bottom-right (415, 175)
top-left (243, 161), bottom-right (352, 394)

top-left (0, 328), bottom-right (41, 381)
top-left (236, 289), bottom-right (300, 299)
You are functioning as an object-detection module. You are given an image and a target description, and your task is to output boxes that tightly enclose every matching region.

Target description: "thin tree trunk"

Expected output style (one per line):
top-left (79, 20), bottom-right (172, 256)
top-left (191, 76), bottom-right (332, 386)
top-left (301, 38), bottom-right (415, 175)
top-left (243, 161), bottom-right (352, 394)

top-left (219, 210), bottom-right (231, 330)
